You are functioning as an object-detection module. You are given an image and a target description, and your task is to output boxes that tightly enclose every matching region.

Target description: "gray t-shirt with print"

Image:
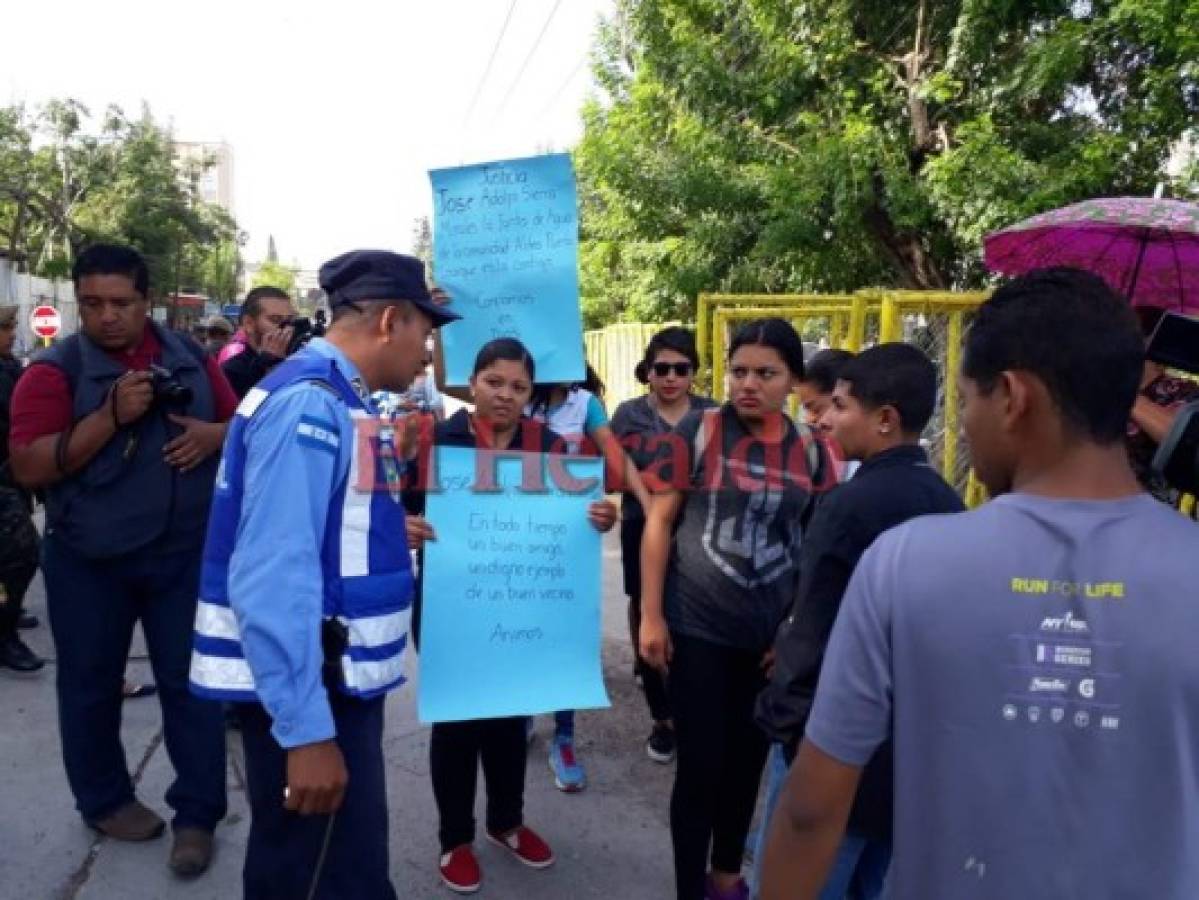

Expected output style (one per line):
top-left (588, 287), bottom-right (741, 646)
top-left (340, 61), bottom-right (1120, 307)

top-left (807, 493), bottom-right (1199, 899)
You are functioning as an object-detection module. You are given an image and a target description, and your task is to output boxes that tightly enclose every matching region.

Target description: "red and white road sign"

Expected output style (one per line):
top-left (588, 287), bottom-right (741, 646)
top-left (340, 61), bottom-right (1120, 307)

top-left (30, 305), bottom-right (61, 339)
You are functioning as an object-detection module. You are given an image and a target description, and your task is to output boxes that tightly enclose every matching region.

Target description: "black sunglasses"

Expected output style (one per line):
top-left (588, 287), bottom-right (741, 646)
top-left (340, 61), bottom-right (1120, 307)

top-left (652, 361), bottom-right (693, 377)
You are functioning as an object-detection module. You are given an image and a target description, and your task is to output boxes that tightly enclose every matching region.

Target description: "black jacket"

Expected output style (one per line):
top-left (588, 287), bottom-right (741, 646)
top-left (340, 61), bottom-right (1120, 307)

top-left (221, 345), bottom-right (284, 399)
top-left (756, 444), bottom-right (964, 839)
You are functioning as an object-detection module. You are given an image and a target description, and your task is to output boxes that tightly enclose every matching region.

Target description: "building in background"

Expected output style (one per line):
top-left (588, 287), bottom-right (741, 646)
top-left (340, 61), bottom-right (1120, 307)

top-left (173, 141), bottom-right (235, 215)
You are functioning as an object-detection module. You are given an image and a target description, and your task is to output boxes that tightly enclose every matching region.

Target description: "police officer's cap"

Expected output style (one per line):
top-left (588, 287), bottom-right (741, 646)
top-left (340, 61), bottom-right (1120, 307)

top-left (319, 250), bottom-right (461, 327)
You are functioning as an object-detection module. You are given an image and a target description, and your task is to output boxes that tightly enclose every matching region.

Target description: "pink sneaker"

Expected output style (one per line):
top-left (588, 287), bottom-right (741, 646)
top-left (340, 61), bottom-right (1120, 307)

top-left (486, 825), bottom-right (555, 869)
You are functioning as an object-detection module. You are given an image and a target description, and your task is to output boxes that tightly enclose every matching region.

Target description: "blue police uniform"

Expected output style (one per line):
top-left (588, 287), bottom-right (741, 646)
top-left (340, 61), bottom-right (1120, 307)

top-left (190, 336), bottom-right (410, 899)
top-left (190, 248), bottom-right (459, 899)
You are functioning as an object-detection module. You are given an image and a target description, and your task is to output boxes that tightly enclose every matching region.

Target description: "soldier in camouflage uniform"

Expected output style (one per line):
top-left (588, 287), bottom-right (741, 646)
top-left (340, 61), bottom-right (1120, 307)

top-left (0, 304), bottom-right (43, 673)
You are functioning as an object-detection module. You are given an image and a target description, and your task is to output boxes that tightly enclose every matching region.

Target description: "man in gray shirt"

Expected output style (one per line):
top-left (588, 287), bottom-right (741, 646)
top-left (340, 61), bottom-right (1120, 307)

top-left (762, 268), bottom-right (1199, 900)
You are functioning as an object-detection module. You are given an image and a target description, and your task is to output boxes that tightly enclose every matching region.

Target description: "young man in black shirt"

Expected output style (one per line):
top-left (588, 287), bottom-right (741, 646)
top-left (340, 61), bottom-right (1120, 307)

top-left (751, 343), bottom-right (964, 899)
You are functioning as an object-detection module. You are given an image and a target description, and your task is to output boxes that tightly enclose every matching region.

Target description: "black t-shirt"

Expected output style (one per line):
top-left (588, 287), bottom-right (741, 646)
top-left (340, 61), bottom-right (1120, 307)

top-left (656, 403), bottom-right (825, 653)
top-left (610, 392), bottom-right (717, 521)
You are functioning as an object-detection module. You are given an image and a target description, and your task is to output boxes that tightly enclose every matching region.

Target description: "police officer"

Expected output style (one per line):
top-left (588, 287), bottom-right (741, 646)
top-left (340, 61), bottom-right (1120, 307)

top-left (189, 250), bottom-right (460, 899)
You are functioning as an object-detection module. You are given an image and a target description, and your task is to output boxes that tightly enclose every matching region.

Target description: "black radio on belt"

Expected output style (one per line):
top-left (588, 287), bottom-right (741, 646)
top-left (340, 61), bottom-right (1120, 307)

top-left (320, 617), bottom-right (349, 691)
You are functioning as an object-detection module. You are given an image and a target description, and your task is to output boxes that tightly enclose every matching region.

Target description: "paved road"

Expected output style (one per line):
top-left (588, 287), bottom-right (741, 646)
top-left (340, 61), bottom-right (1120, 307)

top-left (0, 529), bottom-right (695, 899)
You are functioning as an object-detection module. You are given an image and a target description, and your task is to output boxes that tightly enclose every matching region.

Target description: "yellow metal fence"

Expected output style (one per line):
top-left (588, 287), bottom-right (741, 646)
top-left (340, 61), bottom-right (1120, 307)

top-left (587, 289), bottom-right (1191, 513)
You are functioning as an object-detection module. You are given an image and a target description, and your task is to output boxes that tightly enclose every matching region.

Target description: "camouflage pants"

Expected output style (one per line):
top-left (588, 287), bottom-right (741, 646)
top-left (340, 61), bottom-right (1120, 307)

top-left (0, 486), bottom-right (39, 637)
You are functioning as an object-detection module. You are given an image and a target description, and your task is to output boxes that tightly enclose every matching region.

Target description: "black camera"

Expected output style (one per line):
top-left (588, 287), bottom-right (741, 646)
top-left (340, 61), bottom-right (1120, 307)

top-left (285, 317), bottom-right (314, 355)
top-left (147, 364), bottom-right (193, 411)
top-left (1147, 313), bottom-right (1199, 495)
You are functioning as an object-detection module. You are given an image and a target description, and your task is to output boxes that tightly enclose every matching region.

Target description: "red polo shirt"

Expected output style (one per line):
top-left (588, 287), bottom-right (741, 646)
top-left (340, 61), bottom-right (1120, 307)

top-left (8, 327), bottom-right (239, 448)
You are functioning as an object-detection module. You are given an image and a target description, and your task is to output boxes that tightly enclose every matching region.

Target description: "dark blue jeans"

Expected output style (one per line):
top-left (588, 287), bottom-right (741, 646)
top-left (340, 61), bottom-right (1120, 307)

top-left (42, 533), bottom-right (226, 830)
top-left (238, 695), bottom-right (397, 900)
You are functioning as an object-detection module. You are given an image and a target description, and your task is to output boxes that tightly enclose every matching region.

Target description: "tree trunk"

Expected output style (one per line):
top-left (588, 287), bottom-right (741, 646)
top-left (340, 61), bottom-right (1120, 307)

top-left (863, 172), bottom-right (947, 290)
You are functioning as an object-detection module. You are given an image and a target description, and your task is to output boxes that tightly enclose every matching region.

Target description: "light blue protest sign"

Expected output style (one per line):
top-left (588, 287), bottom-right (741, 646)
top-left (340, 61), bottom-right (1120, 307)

top-left (417, 445), bottom-right (610, 723)
top-left (430, 153), bottom-right (584, 386)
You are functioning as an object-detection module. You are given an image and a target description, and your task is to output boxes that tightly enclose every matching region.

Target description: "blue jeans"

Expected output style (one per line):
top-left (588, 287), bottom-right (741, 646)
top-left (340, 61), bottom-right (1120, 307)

top-left (749, 743), bottom-right (891, 900)
top-left (43, 534), bottom-right (226, 829)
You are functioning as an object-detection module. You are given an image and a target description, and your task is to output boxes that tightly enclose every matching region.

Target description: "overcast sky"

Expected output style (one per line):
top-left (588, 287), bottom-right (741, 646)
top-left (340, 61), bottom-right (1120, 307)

top-left (3, 0), bottom-right (613, 270)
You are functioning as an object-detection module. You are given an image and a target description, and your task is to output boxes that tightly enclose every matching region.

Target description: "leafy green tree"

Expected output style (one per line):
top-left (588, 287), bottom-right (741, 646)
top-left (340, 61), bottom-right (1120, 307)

top-left (411, 215), bottom-right (433, 266)
top-left (577, 0), bottom-right (1199, 327)
top-left (251, 259), bottom-right (298, 295)
top-left (0, 99), bottom-right (241, 298)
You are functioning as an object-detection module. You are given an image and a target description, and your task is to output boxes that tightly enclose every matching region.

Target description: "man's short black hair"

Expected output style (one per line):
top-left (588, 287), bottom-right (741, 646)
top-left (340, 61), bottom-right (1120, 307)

top-left (963, 267), bottom-right (1143, 444)
top-left (242, 286), bottom-right (291, 321)
top-left (72, 244), bottom-right (149, 297)
top-left (802, 349), bottom-right (856, 394)
top-left (840, 343), bottom-right (937, 435)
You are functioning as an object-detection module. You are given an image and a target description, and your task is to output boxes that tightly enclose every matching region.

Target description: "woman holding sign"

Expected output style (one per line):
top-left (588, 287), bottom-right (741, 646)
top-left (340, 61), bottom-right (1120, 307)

top-left (638, 318), bottom-right (828, 900)
top-left (610, 327), bottom-right (716, 765)
top-left (404, 337), bottom-right (617, 895)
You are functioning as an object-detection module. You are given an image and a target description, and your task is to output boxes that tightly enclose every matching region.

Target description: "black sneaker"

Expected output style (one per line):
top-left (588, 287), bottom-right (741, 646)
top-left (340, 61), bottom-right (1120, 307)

top-left (646, 723), bottom-right (676, 764)
top-left (0, 636), bottom-right (45, 674)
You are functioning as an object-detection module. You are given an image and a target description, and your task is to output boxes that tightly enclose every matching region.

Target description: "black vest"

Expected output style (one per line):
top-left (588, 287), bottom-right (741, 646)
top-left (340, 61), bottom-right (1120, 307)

top-left (38, 323), bottom-right (219, 559)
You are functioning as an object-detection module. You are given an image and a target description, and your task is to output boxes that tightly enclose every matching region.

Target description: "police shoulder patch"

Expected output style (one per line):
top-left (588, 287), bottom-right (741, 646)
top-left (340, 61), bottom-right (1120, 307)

top-left (296, 415), bottom-right (341, 454)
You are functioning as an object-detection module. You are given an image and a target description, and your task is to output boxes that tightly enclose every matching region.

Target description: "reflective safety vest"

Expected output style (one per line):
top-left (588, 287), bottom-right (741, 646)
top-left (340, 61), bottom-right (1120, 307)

top-left (189, 350), bottom-right (413, 701)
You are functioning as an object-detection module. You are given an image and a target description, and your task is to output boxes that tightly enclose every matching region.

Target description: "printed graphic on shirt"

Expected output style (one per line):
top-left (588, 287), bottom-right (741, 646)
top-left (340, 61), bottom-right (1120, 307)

top-left (701, 457), bottom-right (799, 588)
top-left (1002, 577), bottom-right (1125, 734)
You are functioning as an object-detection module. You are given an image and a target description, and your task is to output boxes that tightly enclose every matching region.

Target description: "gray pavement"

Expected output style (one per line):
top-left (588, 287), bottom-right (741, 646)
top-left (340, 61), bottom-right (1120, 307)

top-left (0, 529), bottom-right (694, 899)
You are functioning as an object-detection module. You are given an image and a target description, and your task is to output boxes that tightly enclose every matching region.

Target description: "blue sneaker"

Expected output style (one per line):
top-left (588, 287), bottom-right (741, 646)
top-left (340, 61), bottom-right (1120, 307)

top-left (549, 733), bottom-right (586, 793)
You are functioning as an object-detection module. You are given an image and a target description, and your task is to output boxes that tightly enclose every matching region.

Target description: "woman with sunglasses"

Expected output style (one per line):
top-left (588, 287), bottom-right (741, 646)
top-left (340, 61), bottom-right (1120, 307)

top-left (639, 318), bottom-right (829, 900)
top-left (609, 327), bottom-right (715, 764)
top-left (404, 337), bottom-right (618, 894)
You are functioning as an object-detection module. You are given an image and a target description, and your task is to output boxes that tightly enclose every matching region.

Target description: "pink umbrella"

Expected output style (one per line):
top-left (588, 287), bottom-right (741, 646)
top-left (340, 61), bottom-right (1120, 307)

top-left (984, 197), bottom-right (1199, 313)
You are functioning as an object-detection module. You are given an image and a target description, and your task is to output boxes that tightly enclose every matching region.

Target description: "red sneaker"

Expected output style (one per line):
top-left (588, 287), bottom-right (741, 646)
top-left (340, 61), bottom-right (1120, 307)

top-left (486, 825), bottom-right (555, 869)
top-left (439, 844), bottom-right (482, 894)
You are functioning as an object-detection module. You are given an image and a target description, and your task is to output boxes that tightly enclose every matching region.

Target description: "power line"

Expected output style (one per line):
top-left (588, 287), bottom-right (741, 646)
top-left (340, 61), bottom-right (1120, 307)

top-left (531, 55), bottom-right (587, 122)
top-left (462, 0), bottom-right (521, 128)
top-left (489, 0), bottom-right (565, 125)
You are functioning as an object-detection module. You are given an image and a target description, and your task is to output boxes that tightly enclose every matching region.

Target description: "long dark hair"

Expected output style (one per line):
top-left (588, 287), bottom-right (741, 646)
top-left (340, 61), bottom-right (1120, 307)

top-left (472, 338), bottom-right (536, 381)
top-left (802, 349), bottom-right (856, 394)
top-left (728, 318), bottom-right (805, 379)
top-left (635, 326), bottom-right (699, 384)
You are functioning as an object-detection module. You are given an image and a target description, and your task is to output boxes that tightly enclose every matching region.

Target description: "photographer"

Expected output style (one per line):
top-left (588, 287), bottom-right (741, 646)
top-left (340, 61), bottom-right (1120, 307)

top-left (1128, 307), bottom-right (1199, 503)
top-left (221, 286), bottom-right (298, 399)
top-left (8, 244), bottom-right (236, 877)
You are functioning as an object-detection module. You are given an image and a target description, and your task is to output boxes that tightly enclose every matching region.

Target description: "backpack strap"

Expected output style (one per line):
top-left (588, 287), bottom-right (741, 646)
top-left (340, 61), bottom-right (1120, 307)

top-left (690, 408), bottom-right (723, 484)
top-left (689, 409), bottom-right (828, 525)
